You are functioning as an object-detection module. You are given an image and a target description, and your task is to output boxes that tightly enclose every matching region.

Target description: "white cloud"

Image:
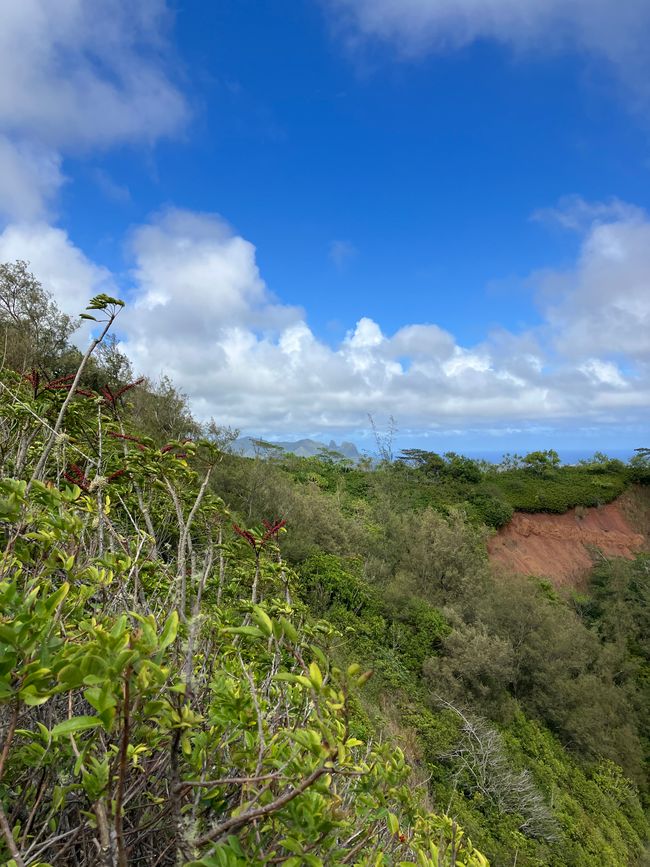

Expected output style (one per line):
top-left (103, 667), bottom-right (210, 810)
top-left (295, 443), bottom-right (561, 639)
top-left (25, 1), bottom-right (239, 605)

top-left (535, 198), bottom-right (650, 359)
top-left (3, 200), bottom-right (649, 438)
top-left (0, 0), bottom-right (645, 442)
top-left (0, 222), bottom-right (116, 345)
top-left (127, 209), bottom-right (301, 334)
top-left (0, 138), bottom-right (64, 222)
top-left (579, 359), bottom-right (627, 387)
top-left (113, 209), bottom-right (481, 429)
top-left (0, 0), bottom-right (187, 220)
top-left (327, 0), bottom-right (650, 109)
top-left (112, 201), bottom-right (648, 435)
top-left (0, 223), bottom-right (114, 313)
top-left (532, 195), bottom-right (645, 233)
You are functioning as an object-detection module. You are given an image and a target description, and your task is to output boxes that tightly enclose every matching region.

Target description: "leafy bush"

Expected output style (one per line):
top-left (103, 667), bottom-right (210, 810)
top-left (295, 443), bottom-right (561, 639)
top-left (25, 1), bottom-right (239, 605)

top-left (465, 492), bottom-right (514, 528)
top-left (0, 480), bottom-right (487, 866)
top-left (0, 297), bottom-right (487, 866)
top-left (1, 276), bottom-right (647, 867)
top-left (487, 465), bottom-right (628, 513)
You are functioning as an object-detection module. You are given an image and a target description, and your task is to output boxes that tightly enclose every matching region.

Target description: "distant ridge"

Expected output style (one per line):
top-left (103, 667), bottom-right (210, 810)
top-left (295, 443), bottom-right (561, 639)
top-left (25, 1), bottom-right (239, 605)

top-left (234, 436), bottom-right (361, 461)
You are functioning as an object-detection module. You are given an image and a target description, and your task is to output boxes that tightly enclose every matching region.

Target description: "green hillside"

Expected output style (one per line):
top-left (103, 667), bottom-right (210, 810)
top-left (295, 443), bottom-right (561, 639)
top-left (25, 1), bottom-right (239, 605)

top-left (0, 280), bottom-right (649, 866)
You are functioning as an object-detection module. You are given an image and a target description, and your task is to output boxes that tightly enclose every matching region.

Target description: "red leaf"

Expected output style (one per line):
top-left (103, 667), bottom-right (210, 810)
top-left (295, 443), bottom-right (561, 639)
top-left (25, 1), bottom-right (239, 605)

top-left (232, 524), bottom-right (258, 549)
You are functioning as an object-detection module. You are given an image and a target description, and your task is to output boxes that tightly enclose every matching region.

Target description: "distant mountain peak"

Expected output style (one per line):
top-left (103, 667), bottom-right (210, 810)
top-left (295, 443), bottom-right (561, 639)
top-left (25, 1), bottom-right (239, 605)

top-left (234, 436), bottom-right (361, 461)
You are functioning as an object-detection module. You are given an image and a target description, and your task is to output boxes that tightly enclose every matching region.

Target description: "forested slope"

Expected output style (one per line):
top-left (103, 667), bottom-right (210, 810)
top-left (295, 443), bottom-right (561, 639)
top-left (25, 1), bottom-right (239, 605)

top-left (1, 264), bottom-right (649, 866)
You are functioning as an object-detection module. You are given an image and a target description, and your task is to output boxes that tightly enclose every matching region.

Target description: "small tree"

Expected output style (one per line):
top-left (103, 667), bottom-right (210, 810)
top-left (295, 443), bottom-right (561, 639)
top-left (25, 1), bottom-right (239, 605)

top-left (629, 448), bottom-right (650, 484)
top-left (0, 260), bottom-right (76, 372)
top-left (522, 449), bottom-right (560, 476)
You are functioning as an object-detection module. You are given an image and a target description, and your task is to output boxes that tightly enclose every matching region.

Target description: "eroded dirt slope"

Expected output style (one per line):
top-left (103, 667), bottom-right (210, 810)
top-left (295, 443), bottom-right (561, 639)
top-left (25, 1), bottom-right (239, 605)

top-left (488, 488), bottom-right (649, 588)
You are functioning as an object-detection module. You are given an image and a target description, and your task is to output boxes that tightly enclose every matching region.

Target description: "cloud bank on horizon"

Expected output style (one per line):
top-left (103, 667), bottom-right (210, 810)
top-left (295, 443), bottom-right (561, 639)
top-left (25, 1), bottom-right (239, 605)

top-left (0, 0), bottom-right (648, 444)
top-left (2, 199), bottom-right (648, 440)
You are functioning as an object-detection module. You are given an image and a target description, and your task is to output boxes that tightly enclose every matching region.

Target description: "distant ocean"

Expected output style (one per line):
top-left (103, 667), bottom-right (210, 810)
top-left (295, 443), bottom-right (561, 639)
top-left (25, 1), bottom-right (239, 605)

top-left (461, 448), bottom-right (638, 466)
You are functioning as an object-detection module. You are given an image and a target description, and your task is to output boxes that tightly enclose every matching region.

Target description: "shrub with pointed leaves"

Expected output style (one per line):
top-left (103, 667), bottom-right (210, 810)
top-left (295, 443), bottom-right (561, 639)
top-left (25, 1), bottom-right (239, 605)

top-left (0, 294), bottom-right (488, 866)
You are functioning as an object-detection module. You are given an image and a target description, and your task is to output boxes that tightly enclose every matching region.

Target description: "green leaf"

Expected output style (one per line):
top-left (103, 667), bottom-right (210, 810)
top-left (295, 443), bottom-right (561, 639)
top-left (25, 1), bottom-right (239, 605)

top-left (0, 624), bottom-right (16, 646)
top-left (225, 835), bottom-right (244, 855)
top-left (84, 685), bottom-right (117, 714)
top-left (279, 617), bottom-right (298, 643)
top-left (251, 605), bottom-right (273, 637)
top-left (221, 626), bottom-right (265, 639)
top-left (86, 294), bottom-right (125, 310)
top-left (46, 582), bottom-right (69, 613)
top-left (273, 672), bottom-right (313, 689)
top-left (311, 646), bottom-right (327, 668)
top-left (309, 661), bottom-right (323, 689)
top-left (51, 716), bottom-right (102, 738)
top-left (159, 610), bottom-right (179, 650)
top-left (110, 614), bottom-right (127, 639)
top-left (20, 686), bottom-right (51, 706)
top-left (279, 837), bottom-right (303, 854)
top-left (60, 484), bottom-right (82, 502)
top-left (387, 812), bottom-right (400, 835)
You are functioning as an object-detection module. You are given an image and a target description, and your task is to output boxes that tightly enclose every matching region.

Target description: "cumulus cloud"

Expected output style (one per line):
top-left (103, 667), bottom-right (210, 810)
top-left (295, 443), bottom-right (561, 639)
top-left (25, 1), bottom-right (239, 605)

top-left (0, 223), bottom-right (114, 313)
top-left (534, 197), bottom-right (650, 360)
top-left (0, 0), bottom-right (187, 220)
top-left (2, 199), bottom-right (648, 438)
top-left (119, 209), bottom-right (520, 431)
top-left (327, 0), bottom-right (650, 109)
top-left (108, 200), bottom-right (647, 436)
top-left (0, 221), bottom-right (117, 346)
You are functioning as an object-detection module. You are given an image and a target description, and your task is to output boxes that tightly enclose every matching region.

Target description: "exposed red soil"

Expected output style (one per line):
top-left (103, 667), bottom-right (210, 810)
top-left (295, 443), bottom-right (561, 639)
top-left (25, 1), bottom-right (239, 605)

top-left (488, 495), bottom-right (648, 589)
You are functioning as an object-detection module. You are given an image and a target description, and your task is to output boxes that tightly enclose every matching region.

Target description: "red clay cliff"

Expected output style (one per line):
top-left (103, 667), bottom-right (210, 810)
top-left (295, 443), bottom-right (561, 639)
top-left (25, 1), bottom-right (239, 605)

top-left (488, 491), bottom-right (648, 588)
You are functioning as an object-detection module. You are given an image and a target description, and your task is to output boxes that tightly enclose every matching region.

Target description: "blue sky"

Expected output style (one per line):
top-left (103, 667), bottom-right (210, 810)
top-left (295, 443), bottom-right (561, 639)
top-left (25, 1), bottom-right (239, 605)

top-left (0, 0), bottom-right (649, 456)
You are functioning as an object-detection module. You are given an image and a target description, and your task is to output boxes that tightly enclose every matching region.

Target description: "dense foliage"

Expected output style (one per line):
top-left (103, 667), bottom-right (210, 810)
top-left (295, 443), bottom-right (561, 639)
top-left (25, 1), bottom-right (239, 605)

top-left (0, 265), bottom-right (648, 865)
top-left (0, 275), bottom-right (488, 866)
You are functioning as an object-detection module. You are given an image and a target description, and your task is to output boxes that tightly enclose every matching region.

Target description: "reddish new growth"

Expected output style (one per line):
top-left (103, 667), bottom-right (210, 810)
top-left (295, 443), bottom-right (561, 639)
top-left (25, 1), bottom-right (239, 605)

top-left (63, 464), bottom-right (90, 492)
top-left (233, 518), bottom-right (286, 552)
top-left (160, 441), bottom-right (191, 459)
top-left (24, 371), bottom-right (95, 398)
top-left (64, 464), bottom-right (127, 490)
top-left (24, 369), bottom-right (40, 397)
top-left (232, 524), bottom-right (258, 550)
top-left (45, 374), bottom-right (75, 390)
top-left (44, 374), bottom-right (94, 398)
top-left (99, 378), bottom-right (145, 412)
top-left (108, 431), bottom-right (146, 451)
top-left (262, 518), bottom-right (287, 543)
